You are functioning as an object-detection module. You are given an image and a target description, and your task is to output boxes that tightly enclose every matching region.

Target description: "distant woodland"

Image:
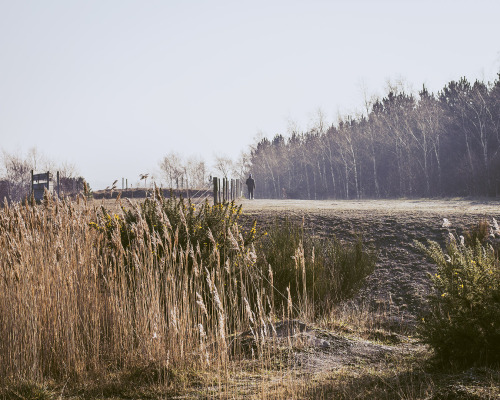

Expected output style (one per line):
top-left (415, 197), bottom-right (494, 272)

top-left (248, 75), bottom-right (500, 199)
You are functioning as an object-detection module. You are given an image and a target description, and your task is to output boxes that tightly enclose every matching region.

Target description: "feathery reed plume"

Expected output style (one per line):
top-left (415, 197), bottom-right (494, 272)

top-left (212, 284), bottom-right (226, 345)
top-left (243, 297), bottom-right (255, 325)
top-left (196, 292), bottom-right (208, 318)
top-left (198, 323), bottom-right (210, 366)
top-left (227, 227), bottom-right (240, 251)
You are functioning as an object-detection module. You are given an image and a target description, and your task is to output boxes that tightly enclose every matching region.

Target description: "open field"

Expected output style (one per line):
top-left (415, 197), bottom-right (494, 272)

top-left (1, 196), bottom-right (499, 399)
top-left (239, 198), bottom-right (500, 320)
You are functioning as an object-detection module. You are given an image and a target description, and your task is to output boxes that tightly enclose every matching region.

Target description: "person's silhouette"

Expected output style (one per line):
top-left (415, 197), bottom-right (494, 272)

top-left (245, 174), bottom-right (255, 199)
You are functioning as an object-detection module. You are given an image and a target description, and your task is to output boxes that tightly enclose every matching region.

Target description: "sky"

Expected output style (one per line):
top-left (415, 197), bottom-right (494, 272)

top-left (1, 0), bottom-right (500, 190)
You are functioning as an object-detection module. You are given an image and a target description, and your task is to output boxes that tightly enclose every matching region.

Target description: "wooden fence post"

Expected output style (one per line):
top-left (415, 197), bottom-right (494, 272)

top-left (218, 178), bottom-right (222, 204)
top-left (213, 177), bottom-right (219, 205)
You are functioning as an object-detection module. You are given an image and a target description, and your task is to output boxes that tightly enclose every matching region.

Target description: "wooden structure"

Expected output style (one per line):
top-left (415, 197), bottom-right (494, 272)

top-left (31, 170), bottom-right (60, 202)
top-left (213, 177), bottom-right (241, 205)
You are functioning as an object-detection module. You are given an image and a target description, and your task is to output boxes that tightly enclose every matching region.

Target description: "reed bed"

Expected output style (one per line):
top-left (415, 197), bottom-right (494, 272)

top-left (2, 192), bottom-right (408, 399)
top-left (0, 194), bottom-right (281, 391)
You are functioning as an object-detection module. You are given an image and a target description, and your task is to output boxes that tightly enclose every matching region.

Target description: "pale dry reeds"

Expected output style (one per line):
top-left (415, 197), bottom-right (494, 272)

top-left (0, 196), bottom-right (278, 389)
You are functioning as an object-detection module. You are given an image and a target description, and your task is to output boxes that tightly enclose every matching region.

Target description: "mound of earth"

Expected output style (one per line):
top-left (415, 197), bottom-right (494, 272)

top-left (234, 319), bottom-right (412, 370)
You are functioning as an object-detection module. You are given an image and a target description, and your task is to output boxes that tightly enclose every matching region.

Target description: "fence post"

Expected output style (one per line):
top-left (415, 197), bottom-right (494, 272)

top-left (218, 178), bottom-right (222, 204)
top-left (213, 177), bottom-right (219, 205)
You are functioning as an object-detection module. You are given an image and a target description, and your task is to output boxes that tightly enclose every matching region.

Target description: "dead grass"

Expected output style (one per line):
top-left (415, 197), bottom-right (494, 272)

top-left (0, 195), bottom-right (273, 392)
top-left (1, 195), bottom-right (499, 399)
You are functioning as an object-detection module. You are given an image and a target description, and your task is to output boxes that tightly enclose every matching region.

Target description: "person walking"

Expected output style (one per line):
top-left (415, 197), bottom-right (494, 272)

top-left (246, 174), bottom-right (255, 199)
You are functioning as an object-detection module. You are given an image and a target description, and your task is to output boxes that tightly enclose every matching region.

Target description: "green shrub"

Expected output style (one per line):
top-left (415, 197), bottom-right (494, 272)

top-left (256, 218), bottom-right (377, 316)
top-left (416, 234), bottom-right (500, 365)
top-left (93, 189), bottom-right (254, 267)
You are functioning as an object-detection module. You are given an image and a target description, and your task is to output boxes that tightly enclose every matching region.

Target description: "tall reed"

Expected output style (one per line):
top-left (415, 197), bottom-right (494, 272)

top-left (0, 195), bottom-right (276, 386)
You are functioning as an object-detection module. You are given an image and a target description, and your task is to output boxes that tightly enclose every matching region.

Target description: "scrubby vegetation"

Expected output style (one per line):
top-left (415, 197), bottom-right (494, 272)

top-left (417, 220), bottom-right (500, 365)
top-left (2, 192), bottom-right (499, 398)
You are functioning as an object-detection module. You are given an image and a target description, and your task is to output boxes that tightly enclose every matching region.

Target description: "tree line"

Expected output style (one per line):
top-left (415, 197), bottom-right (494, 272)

top-left (248, 75), bottom-right (500, 199)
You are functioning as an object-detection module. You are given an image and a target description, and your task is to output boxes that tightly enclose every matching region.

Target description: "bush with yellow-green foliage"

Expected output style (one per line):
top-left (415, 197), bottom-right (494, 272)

top-left (416, 233), bottom-right (500, 365)
top-left (93, 189), bottom-right (256, 266)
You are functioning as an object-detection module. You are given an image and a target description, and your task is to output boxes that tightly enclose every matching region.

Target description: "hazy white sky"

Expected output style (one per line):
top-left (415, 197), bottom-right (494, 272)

top-left (1, 0), bottom-right (499, 189)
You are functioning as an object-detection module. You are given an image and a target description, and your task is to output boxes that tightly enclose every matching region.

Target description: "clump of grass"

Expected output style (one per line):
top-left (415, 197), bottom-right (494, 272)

top-left (463, 218), bottom-right (491, 247)
top-left (256, 217), bottom-right (377, 317)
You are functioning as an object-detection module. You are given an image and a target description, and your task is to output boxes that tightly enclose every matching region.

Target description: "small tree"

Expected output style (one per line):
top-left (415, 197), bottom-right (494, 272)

top-left (160, 152), bottom-right (183, 188)
top-left (1, 150), bottom-right (33, 201)
top-left (186, 155), bottom-right (207, 188)
top-left (213, 154), bottom-right (234, 179)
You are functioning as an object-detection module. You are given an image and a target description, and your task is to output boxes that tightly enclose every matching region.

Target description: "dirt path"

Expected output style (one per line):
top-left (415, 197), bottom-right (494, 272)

top-left (238, 199), bottom-right (500, 325)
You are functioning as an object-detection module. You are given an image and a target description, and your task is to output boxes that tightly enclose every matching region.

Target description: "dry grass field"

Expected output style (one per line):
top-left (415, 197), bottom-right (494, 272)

top-left (239, 198), bottom-right (500, 317)
top-left (1, 195), bottom-right (499, 399)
